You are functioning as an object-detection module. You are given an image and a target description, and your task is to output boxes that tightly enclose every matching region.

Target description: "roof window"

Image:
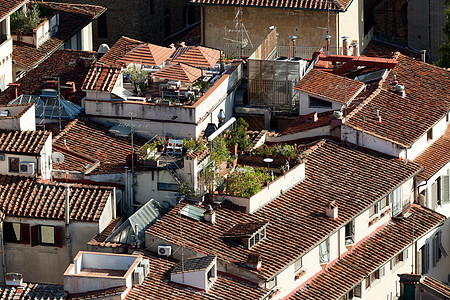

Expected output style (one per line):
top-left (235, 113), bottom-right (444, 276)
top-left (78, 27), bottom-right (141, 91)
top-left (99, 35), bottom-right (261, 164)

top-left (223, 221), bottom-right (268, 249)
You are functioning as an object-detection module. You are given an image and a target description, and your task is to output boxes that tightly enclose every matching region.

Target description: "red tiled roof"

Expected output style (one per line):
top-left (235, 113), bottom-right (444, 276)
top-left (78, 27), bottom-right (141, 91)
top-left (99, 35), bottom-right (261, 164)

top-left (69, 286), bottom-right (127, 300)
top-left (223, 221), bottom-right (268, 238)
top-left (52, 119), bottom-right (145, 175)
top-left (282, 111), bottom-right (334, 135)
top-left (0, 0), bottom-right (27, 21)
top-left (171, 46), bottom-right (220, 68)
top-left (421, 276), bottom-right (450, 298)
top-left (147, 140), bottom-right (422, 279)
top-left (294, 69), bottom-right (365, 104)
top-left (0, 175), bottom-right (112, 221)
top-left (0, 130), bottom-right (50, 154)
top-left (82, 66), bottom-right (121, 92)
top-left (0, 50), bottom-right (98, 106)
top-left (0, 282), bottom-right (65, 300)
top-left (152, 63), bottom-right (202, 83)
top-left (118, 43), bottom-right (174, 67)
top-left (126, 252), bottom-right (268, 300)
top-left (414, 126), bottom-right (450, 180)
top-left (362, 39), bottom-right (421, 60)
top-left (345, 54), bottom-right (450, 148)
top-left (290, 205), bottom-right (445, 300)
top-left (13, 2), bottom-right (105, 70)
top-left (97, 36), bottom-right (143, 67)
top-left (87, 217), bottom-right (123, 248)
top-left (189, 0), bottom-right (352, 11)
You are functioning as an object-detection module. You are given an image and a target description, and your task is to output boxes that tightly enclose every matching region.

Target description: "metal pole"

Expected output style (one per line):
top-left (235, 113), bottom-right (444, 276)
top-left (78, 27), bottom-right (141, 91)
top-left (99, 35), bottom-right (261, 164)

top-left (58, 77), bottom-right (61, 132)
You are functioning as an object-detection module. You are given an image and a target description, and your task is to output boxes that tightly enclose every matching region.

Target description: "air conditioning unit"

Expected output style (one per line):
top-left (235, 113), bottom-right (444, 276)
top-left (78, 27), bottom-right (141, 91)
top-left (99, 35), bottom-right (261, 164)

top-left (19, 162), bottom-right (35, 175)
top-left (158, 245), bottom-right (171, 257)
top-left (0, 154), bottom-right (5, 161)
top-left (133, 267), bottom-right (145, 285)
top-left (139, 258), bottom-right (150, 276)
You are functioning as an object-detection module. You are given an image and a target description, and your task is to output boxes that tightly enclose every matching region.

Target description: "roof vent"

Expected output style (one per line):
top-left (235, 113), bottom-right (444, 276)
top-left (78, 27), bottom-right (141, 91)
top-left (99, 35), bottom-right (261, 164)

top-left (5, 273), bottom-right (23, 287)
top-left (333, 110), bottom-right (343, 119)
top-left (0, 110), bottom-right (9, 117)
top-left (246, 253), bottom-right (262, 271)
top-left (204, 205), bottom-right (216, 224)
top-left (306, 112), bottom-right (318, 123)
top-left (374, 109), bottom-right (382, 123)
top-left (326, 201), bottom-right (338, 219)
top-left (394, 84), bottom-right (406, 98)
top-left (97, 43), bottom-right (110, 54)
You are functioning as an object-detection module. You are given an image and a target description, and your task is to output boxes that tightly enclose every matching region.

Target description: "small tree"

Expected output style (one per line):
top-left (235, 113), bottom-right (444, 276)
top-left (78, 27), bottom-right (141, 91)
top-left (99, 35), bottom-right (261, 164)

top-left (226, 118), bottom-right (249, 151)
top-left (436, 0), bottom-right (450, 68)
top-left (11, 4), bottom-right (41, 34)
top-left (124, 65), bottom-right (148, 95)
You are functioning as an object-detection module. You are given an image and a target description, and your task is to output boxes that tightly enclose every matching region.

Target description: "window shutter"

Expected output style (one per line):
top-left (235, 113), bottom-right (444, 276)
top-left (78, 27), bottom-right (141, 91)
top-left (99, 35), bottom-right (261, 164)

top-left (424, 187), bottom-right (429, 208)
top-left (353, 283), bottom-right (362, 297)
top-left (31, 225), bottom-right (39, 247)
top-left (417, 248), bottom-right (423, 274)
top-left (20, 224), bottom-right (30, 244)
top-left (380, 265), bottom-right (385, 277)
top-left (54, 227), bottom-right (63, 248)
top-left (432, 182), bottom-right (438, 210)
top-left (404, 249), bottom-right (409, 260)
top-left (442, 175), bottom-right (450, 204)
top-left (438, 231), bottom-right (448, 258)
top-left (433, 235), bottom-right (438, 266)
top-left (425, 243), bottom-right (430, 272)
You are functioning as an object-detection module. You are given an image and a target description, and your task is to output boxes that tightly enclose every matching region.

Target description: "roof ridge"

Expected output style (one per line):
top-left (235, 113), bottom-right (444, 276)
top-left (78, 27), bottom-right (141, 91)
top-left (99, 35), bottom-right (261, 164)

top-left (53, 119), bottom-right (79, 142)
top-left (344, 83), bottom-right (383, 120)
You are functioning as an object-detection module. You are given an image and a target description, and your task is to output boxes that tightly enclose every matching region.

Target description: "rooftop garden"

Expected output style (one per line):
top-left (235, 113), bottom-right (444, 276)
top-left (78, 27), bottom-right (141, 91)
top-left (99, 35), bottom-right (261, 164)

top-left (11, 4), bottom-right (56, 35)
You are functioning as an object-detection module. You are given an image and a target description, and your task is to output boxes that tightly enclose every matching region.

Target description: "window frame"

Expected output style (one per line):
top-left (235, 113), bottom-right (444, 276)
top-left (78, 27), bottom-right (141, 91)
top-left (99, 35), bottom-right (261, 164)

top-left (319, 238), bottom-right (330, 264)
top-left (157, 182), bottom-right (180, 192)
top-left (427, 128), bottom-right (433, 141)
top-left (31, 225), bottom-right (63, 248)
top-left (309, 96), bottom-right (333, 108)
top-left (8, 157), bottom-right (20, 173)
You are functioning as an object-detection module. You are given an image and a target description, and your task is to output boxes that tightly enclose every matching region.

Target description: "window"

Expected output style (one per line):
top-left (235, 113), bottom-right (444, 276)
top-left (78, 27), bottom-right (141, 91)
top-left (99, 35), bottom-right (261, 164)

top-left (433, 231), bottom-right (448, 266)
top-left (31, 225), bottom-right (63, 247)
top-left (97, 13), bottom-right (107, 38)
top-left (4, 222), bottom-right (30, 244)
top-left (157, 182), bottom-right (180, 192)
top-left (248, 226), bottom-right (266, 249)
top-left (0, 75), bottom-right (5, 91)
top-left (309, 96), bottom-right (332, 108)
top-left (391, 187), bottom-right (402, 216)
top-left (345, 220), bottom-right (355, 245)
top-left (8, 157), bottom-right (20, 172)
top-left (319, 238), bottom-right (330, 264)
top-left (418, 243), bottom-right (429, 274)
top-left (427, 128), bottom-right (433, 141)
top-left (294, 257), bottom-right (302, 272)
top-left (382, 195), bottom-right (390, 208)
top-left (266, 276), bottom-right (276, 289)
top-left (369, 202), bottom-right (379, 217)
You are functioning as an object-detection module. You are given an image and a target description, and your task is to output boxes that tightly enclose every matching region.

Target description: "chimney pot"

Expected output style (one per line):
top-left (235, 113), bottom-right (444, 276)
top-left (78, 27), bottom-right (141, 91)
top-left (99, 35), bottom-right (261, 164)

top-left (420, 50), bottom-right (426, 62)
top-left (246, 253), bottom-right (262, 271)
top-left (324, 35), bottom-right (331, 53)
top-left (326, 201), bottom-right (338, 219)
top-left (394, 84), bottom-right (406, 98)
top-left (374, 109), bottom-right (382, 122)
top-left (289, 36), bottom-right (297, 59)
top-left (341, 36), bottom-right (349, 56)
top-left (204, 206), bottom-right (216, 224)
top-left (350, 42), bottom-right (359, 56)
top-left (5, 273), bottom-right (23, 287)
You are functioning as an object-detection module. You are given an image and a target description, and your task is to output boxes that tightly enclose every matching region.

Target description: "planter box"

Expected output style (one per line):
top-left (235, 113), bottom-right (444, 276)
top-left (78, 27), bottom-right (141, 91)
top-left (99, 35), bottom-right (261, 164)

top-left (12, 13), bottom-right (59, 48)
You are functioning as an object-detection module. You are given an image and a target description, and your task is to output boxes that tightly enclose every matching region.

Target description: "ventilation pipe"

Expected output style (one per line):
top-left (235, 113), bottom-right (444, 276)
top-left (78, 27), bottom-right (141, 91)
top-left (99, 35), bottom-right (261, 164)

top-left (341, 36), bottom-right (349, 56)
top-left (374, 109), bottom-right (382, 123)
top-left (289, 36), bottom-right (297, 59)
top-left (394, 84), bottom-right (406, 98)
top-left (351, 42), bottom-right (359, 56)
top-left (324, 35), bottom-right (331, 52)
top-left (420, 50), bottom-right (426, 62)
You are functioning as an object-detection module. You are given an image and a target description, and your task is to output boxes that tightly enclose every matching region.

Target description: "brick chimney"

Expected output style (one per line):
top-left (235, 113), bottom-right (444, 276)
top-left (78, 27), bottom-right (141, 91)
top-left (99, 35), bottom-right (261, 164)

top-left (351, 42), bottom-right (359, 56)
top-left (326, 201), bottom-right (338, 219)
top-left (324, 35), bottom-right (331, 52)
top-left (8, 83), bottom-right (20, 100)
top-left (341, 36), bottom-right (349, 56)
top-left (246, 253), bottom-right (262, 271)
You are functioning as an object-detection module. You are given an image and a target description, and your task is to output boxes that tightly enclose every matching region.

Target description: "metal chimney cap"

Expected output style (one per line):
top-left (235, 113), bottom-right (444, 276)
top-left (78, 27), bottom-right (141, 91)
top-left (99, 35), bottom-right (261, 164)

top-left (341, 36), bottom-right (349, 39)
top-left (289, 35), bottom-right (297, 39)
top-left (206, 204), bottom-right (213, 212)
top-left (324, 35), bottom-right (331, 39)
top-left (350, 42), bottom-right (359, 46)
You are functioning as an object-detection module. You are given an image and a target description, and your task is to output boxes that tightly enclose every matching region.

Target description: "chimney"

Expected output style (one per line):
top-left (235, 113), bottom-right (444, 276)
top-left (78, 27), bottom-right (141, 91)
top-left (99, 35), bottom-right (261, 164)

top-left (8, 83), bottom-right (20, 100)
top-left (324, 35), bottom-right (331, 52)
top-left (289, 36), bottom-right (297, 59)
top-left (170, 43), bottom-right (175, 49)
top-left (180, 41), bottom-right (186, 47)
top-left (420, 50), bottom-right (426, 63)
top-left (350, 42), bottom-right (359, 56)
top-left (5, 273), bottom-right (23, 287)
top-left (204, 205), bottom-right (216, 224)
top-left (326, 201), bottom-right (338, 219)
top-left (246, 253), bottom-right (262, 271)
top-left (391, 74), bottom-right (398, 86)
top-left (341, 36), bottom-right (349, 56)
top-left (374, 109), bottom-right (382, 123)
top-left (394, 84), bottom-right (406, 98)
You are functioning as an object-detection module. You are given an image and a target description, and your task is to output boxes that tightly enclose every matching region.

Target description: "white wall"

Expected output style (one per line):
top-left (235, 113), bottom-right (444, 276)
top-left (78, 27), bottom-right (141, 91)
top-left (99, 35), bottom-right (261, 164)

top-left (337, 0), bottom-right (363, 52)
top-left (0, 36), bottom-right (13, 90)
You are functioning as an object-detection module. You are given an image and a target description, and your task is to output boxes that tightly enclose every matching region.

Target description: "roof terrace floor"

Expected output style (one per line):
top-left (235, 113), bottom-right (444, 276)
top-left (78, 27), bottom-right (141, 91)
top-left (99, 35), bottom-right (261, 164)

top-left (79, 268), bottom-right (127, 277)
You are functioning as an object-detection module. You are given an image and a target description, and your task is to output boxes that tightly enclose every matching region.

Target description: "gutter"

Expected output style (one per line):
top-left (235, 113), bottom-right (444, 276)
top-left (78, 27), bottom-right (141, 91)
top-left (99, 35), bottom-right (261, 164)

top-left (190, 2), bottom-right (348, 13)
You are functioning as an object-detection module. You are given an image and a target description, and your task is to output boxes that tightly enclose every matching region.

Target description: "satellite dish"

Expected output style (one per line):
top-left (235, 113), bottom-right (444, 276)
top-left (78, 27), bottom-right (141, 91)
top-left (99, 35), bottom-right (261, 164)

top-left (51, 152), bottom-right (64, 164)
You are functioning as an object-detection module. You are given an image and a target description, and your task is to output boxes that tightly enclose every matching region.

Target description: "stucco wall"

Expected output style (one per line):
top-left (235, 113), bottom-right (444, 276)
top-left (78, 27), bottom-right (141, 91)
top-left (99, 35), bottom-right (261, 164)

top-left (0, 36), bottom-right (13, 90)
top-left (298, 91), bottom-right (343, 116)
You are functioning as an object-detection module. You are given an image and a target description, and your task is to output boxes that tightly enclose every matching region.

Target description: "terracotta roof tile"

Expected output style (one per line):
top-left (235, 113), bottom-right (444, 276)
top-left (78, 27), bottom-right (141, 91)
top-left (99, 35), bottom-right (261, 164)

top-left (0, 0), bottom-right (27, 21)
top-left (13, 2), bottom-right (105, 70)
top-left (291, 205), bottom-right (445, 300)
top-left (82, 66), bottom-right (121, 92)
top-left (362, 39), bottom-right (421, 60)
top-left (0, 282), bottom-right (65, 300)
top-left (189, 0), bottom-right (352, 11)
top-left (345, 54), bottom-right (450, 147)
top-left (223, 221), bottom-right (268, 238)
top-left (282, 111), bottom-right (334, 135)
top-left (0, 130), bottom-right (50, 154)
top-left (153, 63), bottom-right (202, 83)
top-left (52, 119), bottom-right (145, 175)
top-left (69, 286), bottom-right (127, 300)
top-left (126, 252), bottom-right (268, 300)
top-left (0, 50), bottom-right (98, 106)
top-left (414, 126), bottom-right (450, 180)
top-left (172, 256), bottom-right (216, 274)
top-left (97, 36), bottom-right (143, 67)
top-left (147, 140), bottom-right (422, 279)
top-left (0, 175), bottom-right (112, 221)
top-left (118, 43), bottom-right (174, 67)
top-left (294, 69), bottom-right (365, 104)
top-left (421, 276), bottom-right (450, 298)
top-left (88, 217), bottom-right (123, 247)
top-left (171, 46), bottom-right (220, 68)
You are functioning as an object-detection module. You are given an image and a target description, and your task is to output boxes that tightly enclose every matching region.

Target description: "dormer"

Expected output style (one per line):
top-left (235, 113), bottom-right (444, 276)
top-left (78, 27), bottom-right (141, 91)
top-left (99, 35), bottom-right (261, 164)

top-left (170, 256), bottom-right (217, 291)
top-left (294, 69), bottom-right (365, 116)
top-left (223, 221), bottom-right (268, 249)
top-left (0, 104), bottom-right (35, 131)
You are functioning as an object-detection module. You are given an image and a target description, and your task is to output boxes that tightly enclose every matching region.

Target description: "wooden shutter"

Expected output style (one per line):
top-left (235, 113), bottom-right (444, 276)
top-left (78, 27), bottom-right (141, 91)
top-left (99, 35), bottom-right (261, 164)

top-left (442, 175), bottom-right (450, 204)
top-left (31, 225), bottom-right (39, 247)
top-left (54, 227), bottom-right (63, 248)
top-left (432, 182), bottom-right (438, 210)
top-left (417, 248), bottom-right (423, 274)
top-left (20, 224), bottom-right (30, 244)
top-left (354, 283), bottom-right (362, 297)
top-left (424, 187), bottom-right (429, 208)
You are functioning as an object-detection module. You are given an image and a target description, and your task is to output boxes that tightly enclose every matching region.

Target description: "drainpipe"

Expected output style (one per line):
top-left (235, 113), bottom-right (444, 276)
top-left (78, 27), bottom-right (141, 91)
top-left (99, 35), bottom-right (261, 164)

top-left (0, 212), bottom-right (6, 281)
top-left (65, 186), bottom-right (72, 261)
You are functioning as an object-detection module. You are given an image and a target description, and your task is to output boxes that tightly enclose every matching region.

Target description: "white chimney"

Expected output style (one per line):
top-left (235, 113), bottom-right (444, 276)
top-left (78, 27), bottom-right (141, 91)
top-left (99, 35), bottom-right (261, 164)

top-left (204, 205), bottom-right (216, 224)
top-left (326, 201), bottom-right (338, 219)
top-left (374, 109), bottom-right (382, 123)
top-left (5, 273), bottom-right (23, 287)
